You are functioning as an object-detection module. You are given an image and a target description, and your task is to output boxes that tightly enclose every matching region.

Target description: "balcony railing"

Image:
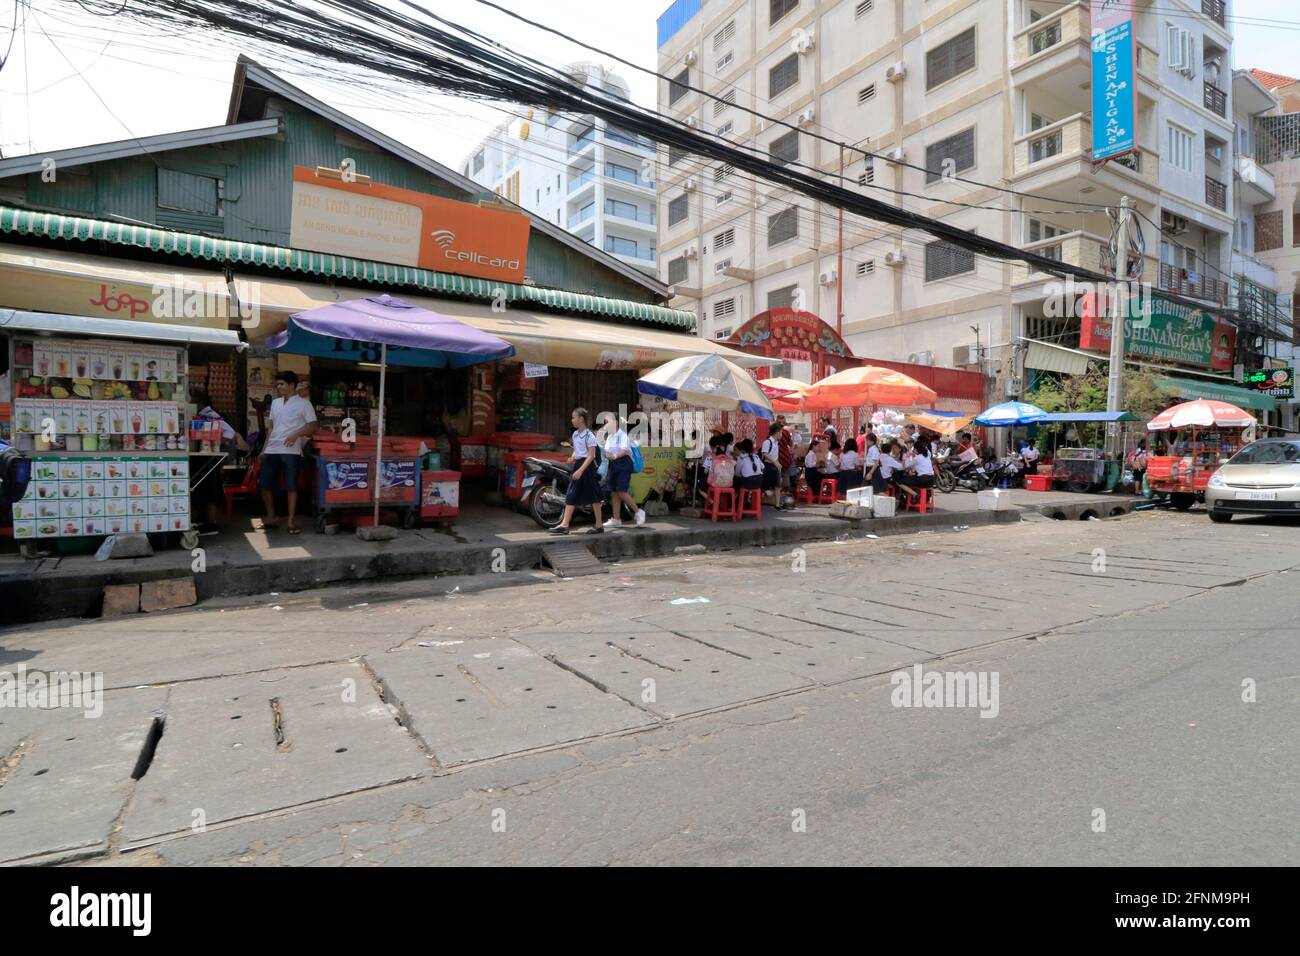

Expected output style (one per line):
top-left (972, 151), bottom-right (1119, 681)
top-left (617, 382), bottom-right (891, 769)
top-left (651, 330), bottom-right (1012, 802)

top-left (568, 205), bottom-right (595, 228)
top-left (1206, 174), bottom-right (1227, 211)
top-left (1012, 231), bottom-right (1108, 284)
top-left (606, 163), bottom-right (654, 188)
top-left (1012, 4), bottom-right (1088, 66)
top-left (1137, 42), bottom-right (1158, 82)
top-left (603, 238), bottom-right (656, 261)
top-left (1202, 0), bottom-right (1225, 27)
top-left (605, 127), bottom-right (653, 150)
top-left (1028, 128), bottom-right (1064, 163)
top-left (1203, 81), bottom-right (1227, 117)
top-left (569, 129), bottom-right (596, 155)
top-left (1029, 20), bottom-right (1061, 55)
top-left (1160, 262), bottom-right (1229, 304)
top-left (569, 168), bottom-right (596, 191)
top-left (605, 203), bottom-right (656, 224)
top-left (1111, 151), bottom-right (1141, 173)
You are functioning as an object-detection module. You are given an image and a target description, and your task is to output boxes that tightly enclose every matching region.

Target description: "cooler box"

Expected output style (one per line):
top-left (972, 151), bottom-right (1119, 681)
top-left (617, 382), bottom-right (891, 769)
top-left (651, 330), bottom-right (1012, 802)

top-left (1024, 473), bottom-right (1053, 492)
top-left (451, 437), bottom-right (487, 477)
top-left (872, 494), bottom-right (897, 518)
top-left (420, 470), bottom-right (461, 520)
top-left (503, 450), bottom-right (568, 501)
top-left (977, 488), bottom-right (1012, 510)
top-left (845, 487), bottom-right (874, 509)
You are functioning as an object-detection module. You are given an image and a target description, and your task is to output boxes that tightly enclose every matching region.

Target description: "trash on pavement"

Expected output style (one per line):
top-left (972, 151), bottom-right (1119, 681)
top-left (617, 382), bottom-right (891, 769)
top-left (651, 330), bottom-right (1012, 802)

top-left (670, 597), bottom-right (711, 605)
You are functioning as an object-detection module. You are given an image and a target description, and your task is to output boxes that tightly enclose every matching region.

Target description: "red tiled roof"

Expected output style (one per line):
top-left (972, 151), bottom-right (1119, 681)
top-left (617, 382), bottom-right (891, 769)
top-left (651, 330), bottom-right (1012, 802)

top-left (1250, 68), bottom-right (1300, 91)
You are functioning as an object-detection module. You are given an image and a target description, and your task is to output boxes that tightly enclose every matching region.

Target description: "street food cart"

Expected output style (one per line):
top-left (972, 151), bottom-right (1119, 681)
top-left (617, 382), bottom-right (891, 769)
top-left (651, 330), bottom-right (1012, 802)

top-left (1145, 399), bottom-right (1255, 510)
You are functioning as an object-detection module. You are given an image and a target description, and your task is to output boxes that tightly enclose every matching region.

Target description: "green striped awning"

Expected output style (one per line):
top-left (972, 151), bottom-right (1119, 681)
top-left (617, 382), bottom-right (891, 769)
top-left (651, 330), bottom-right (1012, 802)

top-left (1155, 375), bottom-right (1277, 412)
top-left (0, 206), bottom-right (695, 330)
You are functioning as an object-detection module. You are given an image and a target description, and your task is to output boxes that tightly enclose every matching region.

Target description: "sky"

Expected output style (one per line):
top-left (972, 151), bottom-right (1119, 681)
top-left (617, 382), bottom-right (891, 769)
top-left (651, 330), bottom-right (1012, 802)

top-left (1, 0), bottom-right (1298, 169)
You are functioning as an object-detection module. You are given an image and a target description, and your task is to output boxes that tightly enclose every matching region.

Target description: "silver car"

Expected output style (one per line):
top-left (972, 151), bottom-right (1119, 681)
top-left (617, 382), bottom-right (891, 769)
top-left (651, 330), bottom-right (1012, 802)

top-left (1204, 439), bottom-right (1300, 523)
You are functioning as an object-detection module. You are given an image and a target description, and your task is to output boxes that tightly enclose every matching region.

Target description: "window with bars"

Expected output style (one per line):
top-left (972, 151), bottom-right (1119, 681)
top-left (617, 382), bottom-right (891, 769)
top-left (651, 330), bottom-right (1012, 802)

top-left (669, 68), bottom-right (690, 105)
top-left (714, 89), bottom-right (736, 117)
top-left (716, 190), bottom-right (734, 205)
top-left (925, 127), bottom-right (975, 184)
top-left (714, 227), bottom-right (736, 250)
top-left (717, 51), bottom-right (734, 71)
top-left (767, 284), bottom-right (798, 310)
top-left (856, 259), bottom-right (875, 277)
top-left (856, 0), bottom-right (873, 17)
top-left (924, 239), bottom-right (975, 280)
top-left (1256, 210), bottom-right (1283, 251)
top-left (770, 0), bottom-right (798, 26)
top-left (714, 297), bottom-right (737, 320)
top-left (668, 194), bottom-right (689, 226)
top-left (767, 206), bottom-right (799, 246)
top-left (926, 27), bottom-right (976, 90)
top-left (858, 84), bottom-right (877, 105)
top-left (770, 130), bottom-right (800, 167)
top-left (668, 255), bottom-right (689, 285)
top-left (769, 53), bottom-right (799, 98)
top-left (714, 20), bottom-right (736, 48)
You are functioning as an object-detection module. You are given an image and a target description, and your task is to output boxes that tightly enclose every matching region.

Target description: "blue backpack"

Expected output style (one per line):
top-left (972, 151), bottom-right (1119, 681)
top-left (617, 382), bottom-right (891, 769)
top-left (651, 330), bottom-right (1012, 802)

top-left (629, 442), bottom-right (644, 474)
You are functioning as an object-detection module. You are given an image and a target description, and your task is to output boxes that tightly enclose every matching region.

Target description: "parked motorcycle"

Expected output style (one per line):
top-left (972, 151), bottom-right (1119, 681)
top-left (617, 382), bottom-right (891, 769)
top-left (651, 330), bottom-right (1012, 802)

top-left (521, 456), bottom-right (596, 529)
top-left (935, 448), bottom-right (988, 493)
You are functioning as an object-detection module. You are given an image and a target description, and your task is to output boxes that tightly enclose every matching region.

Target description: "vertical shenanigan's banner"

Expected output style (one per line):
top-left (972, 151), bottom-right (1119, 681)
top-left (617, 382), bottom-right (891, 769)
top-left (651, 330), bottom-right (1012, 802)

top-left (1090, 0), bottom-right (1137, 162)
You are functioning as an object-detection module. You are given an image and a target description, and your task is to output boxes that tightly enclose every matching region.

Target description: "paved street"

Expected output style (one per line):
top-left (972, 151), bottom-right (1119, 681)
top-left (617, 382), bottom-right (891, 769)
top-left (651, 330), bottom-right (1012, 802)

top-left (2, 509), bottom-right (1298, 866)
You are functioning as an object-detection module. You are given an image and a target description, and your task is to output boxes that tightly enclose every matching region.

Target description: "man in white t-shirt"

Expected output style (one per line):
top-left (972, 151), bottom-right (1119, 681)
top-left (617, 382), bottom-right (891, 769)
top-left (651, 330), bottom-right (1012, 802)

top-left (259, 370), bottom-right (318, 534)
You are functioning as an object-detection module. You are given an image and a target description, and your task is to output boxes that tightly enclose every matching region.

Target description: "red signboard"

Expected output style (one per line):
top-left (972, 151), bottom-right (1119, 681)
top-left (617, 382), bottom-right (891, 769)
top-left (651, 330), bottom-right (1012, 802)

top-left (1080, 292), bottom-right (1235, 371)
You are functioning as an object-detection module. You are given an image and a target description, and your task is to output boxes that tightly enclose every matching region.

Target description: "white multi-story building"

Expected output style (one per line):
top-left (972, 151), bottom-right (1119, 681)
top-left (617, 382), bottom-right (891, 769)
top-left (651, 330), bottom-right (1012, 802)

top-left (462, 63), bottom-right (659, 274)
top-left (655, 0), bottom-right (1253, 399)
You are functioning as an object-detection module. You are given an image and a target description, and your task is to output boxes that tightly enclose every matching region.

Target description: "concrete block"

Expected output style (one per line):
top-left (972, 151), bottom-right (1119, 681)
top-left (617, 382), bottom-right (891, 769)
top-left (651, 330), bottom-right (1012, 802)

top-left (101, 583), bottom-right (140, 617)
top-left (140, 577), bottom-right (197, 613)
top-left (106, 533), bottom-right (153, 559)
top-left (834, 504), bottom-right (871, 520)
top-left (674, 544), bottom-right (707, 555)
top-left (356, 524), bottom-right (398, 542)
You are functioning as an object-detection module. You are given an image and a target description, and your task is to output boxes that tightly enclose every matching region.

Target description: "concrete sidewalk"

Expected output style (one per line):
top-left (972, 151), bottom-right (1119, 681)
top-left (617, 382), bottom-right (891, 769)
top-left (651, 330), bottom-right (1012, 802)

top-left (0, 487), bottom-right (1146, 624)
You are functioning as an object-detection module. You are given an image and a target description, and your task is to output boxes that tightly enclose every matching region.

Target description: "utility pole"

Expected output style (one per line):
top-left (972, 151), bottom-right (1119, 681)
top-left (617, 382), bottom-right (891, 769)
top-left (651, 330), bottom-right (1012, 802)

top-left (837, 144), bottom-right (845, 337)
top-left (1105, 195), bottom-right (1133, 456)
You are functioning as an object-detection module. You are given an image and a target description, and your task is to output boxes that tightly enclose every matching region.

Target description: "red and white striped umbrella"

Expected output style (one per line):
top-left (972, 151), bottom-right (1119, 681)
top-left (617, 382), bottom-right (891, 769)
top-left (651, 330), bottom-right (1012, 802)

top-left (1146, 399), bottom-right (1255, 431)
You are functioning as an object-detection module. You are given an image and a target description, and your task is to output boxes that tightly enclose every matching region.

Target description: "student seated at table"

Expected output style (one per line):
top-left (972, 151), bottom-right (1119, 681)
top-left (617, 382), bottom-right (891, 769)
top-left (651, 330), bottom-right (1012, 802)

top-left (894, 437), bottom-right (936, 503)
top-left (803, 437), bottom-right (829, 491)
top-left (826, 439), bottom-right (842, 477)
top-left (878, 440), bottom-right (906, 496)
top-left (733, 439), bottom-right (765, 492)
top-left (862, 433), bottom-right (887, 493)
top-left (838, 441), bottom-right (861, 491)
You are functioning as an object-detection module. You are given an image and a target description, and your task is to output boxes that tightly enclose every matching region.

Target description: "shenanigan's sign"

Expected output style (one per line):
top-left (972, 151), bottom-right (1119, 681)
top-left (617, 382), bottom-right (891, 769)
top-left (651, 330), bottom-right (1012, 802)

top-left (1090, 0), bottom-right (1137, 162)
top-left (1079, 291), bottom-right (1237, 371)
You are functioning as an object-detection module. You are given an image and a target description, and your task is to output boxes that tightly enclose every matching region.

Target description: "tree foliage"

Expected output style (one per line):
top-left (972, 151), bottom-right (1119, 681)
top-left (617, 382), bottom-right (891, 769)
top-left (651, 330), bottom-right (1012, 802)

top-left (1026, 367), bottom-right (1175, 445)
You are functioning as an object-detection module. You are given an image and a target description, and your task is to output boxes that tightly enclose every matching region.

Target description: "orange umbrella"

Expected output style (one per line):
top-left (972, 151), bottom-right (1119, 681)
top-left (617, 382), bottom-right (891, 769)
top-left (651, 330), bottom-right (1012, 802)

top-left (785, 365), bottom-right (937, 411)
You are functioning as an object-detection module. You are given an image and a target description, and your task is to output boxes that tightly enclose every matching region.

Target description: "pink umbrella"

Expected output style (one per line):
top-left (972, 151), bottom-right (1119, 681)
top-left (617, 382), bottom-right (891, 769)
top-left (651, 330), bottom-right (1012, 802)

top-left (1146, 399), bottom-right (1255, 431)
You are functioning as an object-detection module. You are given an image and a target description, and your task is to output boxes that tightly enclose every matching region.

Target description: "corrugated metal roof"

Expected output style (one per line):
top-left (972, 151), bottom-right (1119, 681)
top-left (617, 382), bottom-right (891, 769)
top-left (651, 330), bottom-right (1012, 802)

top-left (1026, 340), bottom-right (1091, 376)
top-left (0, 205), bottom-right (697, 331)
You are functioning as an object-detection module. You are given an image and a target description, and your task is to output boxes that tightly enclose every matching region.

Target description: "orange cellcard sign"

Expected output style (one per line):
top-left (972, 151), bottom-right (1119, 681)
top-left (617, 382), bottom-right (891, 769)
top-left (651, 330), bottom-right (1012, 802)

top-left (289, 166), bottom-right (530, 284)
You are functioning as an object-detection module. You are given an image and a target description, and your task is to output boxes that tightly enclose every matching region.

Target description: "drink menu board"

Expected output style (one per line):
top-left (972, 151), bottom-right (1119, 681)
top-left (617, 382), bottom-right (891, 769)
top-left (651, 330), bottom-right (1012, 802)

top-left (11, 456), bottom-right (191, 539)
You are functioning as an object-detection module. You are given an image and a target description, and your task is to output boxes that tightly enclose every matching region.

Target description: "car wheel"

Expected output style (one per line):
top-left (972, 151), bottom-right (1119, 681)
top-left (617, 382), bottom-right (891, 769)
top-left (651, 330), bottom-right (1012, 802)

top-left (1208, 510), bottom-right (1232, 523)
top-left (1171, 493), bottom-right (1195, 511)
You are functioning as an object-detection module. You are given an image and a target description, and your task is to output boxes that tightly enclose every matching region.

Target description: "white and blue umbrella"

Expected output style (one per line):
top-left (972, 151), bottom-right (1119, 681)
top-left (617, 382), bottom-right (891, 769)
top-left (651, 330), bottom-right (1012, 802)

top-left (638, 354), bottom-right (774, 419)
top-left (974, 401), bottom-right (1049, 427)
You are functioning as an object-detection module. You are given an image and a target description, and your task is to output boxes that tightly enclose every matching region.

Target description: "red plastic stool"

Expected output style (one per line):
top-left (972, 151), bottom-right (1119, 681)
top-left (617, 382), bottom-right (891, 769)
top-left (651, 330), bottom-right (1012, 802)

top-left (905, 486), bottom-right (934, 513)
top-left (735, 487), bottom-right (762, 520)
top-left (795, 479), bottom-right (815, 504)
top-left (817, 478), bottom-right (838, 504)
top-left (703, 485), bottom-right (737, 522)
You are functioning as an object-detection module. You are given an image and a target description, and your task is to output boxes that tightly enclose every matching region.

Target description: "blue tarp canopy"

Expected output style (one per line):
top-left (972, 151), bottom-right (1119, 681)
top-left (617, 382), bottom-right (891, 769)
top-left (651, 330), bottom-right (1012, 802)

top-left (1038, 412), bottom-right (1140, 423)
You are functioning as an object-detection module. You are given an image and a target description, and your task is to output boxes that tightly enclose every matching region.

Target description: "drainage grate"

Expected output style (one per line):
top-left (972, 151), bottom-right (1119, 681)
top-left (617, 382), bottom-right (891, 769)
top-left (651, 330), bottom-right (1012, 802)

top-left (540, 541), bottom-right (608, 578)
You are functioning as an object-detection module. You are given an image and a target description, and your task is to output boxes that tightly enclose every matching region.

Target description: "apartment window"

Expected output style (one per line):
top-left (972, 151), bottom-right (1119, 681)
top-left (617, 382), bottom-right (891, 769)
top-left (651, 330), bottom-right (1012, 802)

top-left (856, 259), bottom-right (875, 277)
top-left (717, 51), bottom-right (734, 71)
top-left (770, 129), bottom-right (800, 167)
top-left (714, 89), bottom-right (737, 117)
top-left (158, 169), bottom-right (221, 215)
top-left (1167, 124), bottom-right (1194, 172)
top-left (717, 120), bottom-right (734, 137)
top-left (606, 198), bottom-right (639, 220)
top-left (716, 190), bottom-right (734, 206)
top-left (1165, 24), bottom-right (1197, 79)
top-left (770, 0), bottom-right (798, 26)
top-left (668, 146), bottom-right (688, 167)
top-left (668, 194), bottom-right (689, 226)
top-left (1256, 210), bottom-right (1283, 252)
top-left (1027, 219), bottom-right (1063, 243)
top-left (605, 236), bottom-right (640, 257)
top-left (857, 162), bottom-right (875, 187)
top-left (767, 206), bottom-right (799, 246)
top-left (714, 227), bottom-right (736, 251)
top-left (769, 53), bottom-right (799, 98)
top-left (924, 239), bottom-right (975, 281)
top-left (925, 127), bottom-right (975, 184)
top-left (858, 84), bottom-right (877, 105)
top-left (473, 151), bottom-right (484, 173)
top-left (926, 27), bottom-right (976, 90)
top-left (535, 188), bottom-right (540, 204)
top-left (855, 0), bottom-right (873, 17)
top-left (1029, 112), bottom-right (1052, 132)
top-left (669, 67), bottom-right (690, 105)
top-left (714, 163), bottom-right (734, 183)
top-left (668, 255), bottom-right (689, 285)
top-left (714, 327), bottom-right (734, 340)
top-left (767, 284), bottom-right (798, 310)
top-left (714, 20), bottom-right (736, 49)
top-left (1294, 210), bottom-right (1300, 247)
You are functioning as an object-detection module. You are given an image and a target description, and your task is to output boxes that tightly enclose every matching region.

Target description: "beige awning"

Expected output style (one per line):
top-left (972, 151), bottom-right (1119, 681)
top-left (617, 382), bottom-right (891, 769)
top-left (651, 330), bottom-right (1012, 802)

top-left (1025, 340), bottom-right (1091, 376)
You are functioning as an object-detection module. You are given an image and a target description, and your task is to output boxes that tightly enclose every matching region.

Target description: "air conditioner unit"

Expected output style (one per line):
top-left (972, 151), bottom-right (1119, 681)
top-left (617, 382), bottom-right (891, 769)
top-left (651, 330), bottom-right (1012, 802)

top-left (715, 258), bottom-right (732, 274)
top-left (885, 62), bottom-right (907, 83)
top-left (683, 243), bottom-right (699, 260)
top-left (684, 178), bottom-right (698, 192)
top-left (684, 50), bottom-right (698, 66)
top-left (792, 30), bottom-right (816, 55)
top-left (906, 350), bottom-right (935, 366)
top-left (953, 343), bottom-right (979, 367)
top-left (797, 107), bottom-right (816, 127)
top-left (1161, 211), bottom-right (1189, 235)
top-left (885, 147), bottom-right (906, 164)
top-left (684, 116), bottom-right (699, 129)
top-left (884, 249), bottom-right (906, 266)
top-left (818, 269), bottom-right (837, 286)
top-left (1004, 376), bottom-right (1023, 398)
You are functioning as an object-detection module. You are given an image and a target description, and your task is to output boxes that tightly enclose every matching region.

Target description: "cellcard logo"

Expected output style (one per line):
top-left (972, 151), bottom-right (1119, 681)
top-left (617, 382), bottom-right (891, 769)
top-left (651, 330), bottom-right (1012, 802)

top-left (430, 228), bottom-right (456, 248)
top-left (50, 887), bottom-right (151, 936)
top-left (890, 664), bottom-right (1000, 718)
top-left (0, 667), bottom-right (103, 718)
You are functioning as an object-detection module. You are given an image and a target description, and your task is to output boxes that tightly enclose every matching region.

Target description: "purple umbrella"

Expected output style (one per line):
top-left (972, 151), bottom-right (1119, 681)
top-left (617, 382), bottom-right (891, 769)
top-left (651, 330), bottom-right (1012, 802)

top-left (269, 295), bottom-right (515, 526)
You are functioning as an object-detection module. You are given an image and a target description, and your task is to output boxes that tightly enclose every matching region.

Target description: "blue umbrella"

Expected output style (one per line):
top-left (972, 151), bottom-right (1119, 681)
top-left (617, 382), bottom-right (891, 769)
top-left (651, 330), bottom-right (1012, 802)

top-left (974, 401), bottom-right (1048, 426)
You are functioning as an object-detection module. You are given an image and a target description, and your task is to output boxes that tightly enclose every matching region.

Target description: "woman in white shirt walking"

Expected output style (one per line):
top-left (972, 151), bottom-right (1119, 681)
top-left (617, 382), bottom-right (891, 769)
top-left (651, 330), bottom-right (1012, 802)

top-left (549, 407), bottom-right (604, 535)
top-left (599, 412), bottom-right (645, 529)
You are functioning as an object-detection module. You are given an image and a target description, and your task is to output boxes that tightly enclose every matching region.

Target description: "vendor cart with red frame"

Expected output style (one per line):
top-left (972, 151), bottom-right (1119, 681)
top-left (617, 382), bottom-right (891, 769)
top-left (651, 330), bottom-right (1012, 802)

top-left (1145, 400), bottom-right (1255, 510)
